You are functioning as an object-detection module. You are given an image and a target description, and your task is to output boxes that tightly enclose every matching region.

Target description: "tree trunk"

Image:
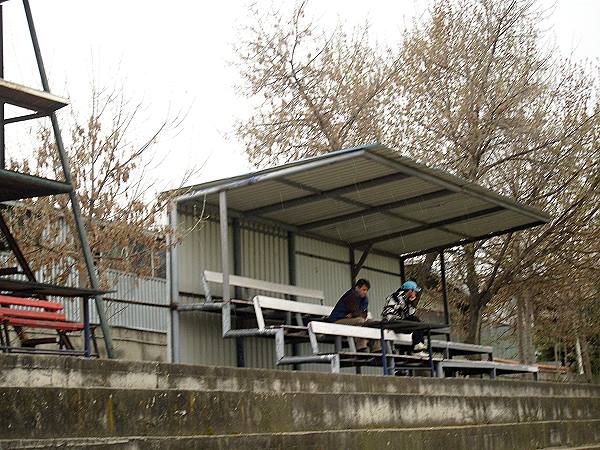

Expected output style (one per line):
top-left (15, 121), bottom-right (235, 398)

top-left (516, 290), bottom-right (535, 364)
top-left (466, 300), bottom-right (482, 344)
top-left (580, 337), bottom-right (593, 383)
top-left (414, 252), bottom-right (437, 288)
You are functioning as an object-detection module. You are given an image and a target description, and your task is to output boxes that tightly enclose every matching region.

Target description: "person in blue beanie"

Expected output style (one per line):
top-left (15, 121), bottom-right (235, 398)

top-left (381, 280), bottom-right (427, 354)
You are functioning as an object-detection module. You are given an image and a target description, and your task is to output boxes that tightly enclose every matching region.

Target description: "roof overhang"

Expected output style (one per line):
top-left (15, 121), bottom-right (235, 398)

top-left (169, 144), bottom-right (550, 258)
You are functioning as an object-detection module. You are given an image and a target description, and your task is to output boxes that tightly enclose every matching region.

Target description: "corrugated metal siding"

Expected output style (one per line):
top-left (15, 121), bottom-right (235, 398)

top-left (295, 237), bottom-right (350, 373)
top-left (177, 214), bottom-right (234, 366)
top-left (359, 268), bottom-right (401, 319)
top-left (296, 237), bottom-right (350, 306)
top-left (361, 251), bottom-right (400, 274)
top-left (176, 213), bottom-right (290, 369)
top-left (177, 215), bottom-right (233, 296)
top-left (96, 269), bottom-right (168, 333)
top-left (239, 220), bottom-right (289, 369)
top-left (178, 294), bottom-right (237, 366)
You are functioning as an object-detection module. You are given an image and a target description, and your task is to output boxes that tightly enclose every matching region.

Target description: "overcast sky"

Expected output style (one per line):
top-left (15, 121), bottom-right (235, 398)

top-left (3, 0), bottom-right (599, 194)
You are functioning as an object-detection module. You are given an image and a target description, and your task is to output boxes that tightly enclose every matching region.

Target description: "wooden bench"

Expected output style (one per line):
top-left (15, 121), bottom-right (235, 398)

top-left (0, 294), bottom-right (85, 353)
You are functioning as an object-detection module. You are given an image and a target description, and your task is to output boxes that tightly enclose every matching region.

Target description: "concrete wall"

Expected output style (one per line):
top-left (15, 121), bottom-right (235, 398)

top-left (1, 354), bottom-right (599, 449)
top-left (8, 327), bottom-right (167, 363)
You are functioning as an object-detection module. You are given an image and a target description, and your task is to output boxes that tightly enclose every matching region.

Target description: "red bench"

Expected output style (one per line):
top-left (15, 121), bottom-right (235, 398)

top-left (0, 294), bottom-right (85, 351)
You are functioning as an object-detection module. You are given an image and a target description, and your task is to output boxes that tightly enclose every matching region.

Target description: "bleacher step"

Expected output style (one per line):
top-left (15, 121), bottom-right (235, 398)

top-left (1, 386), bottom-right (600, 440)
top-left (2, 354), bottom-right (600, 400)
top-left (3, 420), bottom-right (600, 450)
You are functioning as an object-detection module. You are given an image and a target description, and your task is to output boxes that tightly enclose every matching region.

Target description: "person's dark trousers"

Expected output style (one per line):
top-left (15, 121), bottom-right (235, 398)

top-left (404, 315), bottom-right (425, 347)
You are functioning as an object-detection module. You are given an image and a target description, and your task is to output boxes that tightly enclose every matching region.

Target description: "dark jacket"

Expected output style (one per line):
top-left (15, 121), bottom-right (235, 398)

top-left (327, 288), bottom-right (368, 322)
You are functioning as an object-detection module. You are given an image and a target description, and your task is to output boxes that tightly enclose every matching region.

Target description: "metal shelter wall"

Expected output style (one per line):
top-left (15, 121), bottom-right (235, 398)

top-left (176, 212), bottom-right (406, 372)
top-left (176, 213), bottom-right (290, 368)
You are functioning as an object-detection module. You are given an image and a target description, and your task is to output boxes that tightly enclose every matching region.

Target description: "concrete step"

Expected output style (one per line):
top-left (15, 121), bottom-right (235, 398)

top-left (542, 446), bottom-right (600, 450)
top-left (1, 386), bottom-right (600, 440)
top-left (2, 353), bottom-right (599, 399)
top-left (3, 420), bottom-right (600, 450)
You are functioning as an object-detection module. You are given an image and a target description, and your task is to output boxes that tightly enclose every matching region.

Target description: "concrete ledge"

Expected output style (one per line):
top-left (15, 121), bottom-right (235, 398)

top-left (1, 387), bottom-right (600, 440)
top-left (2, 354), bottom-right (599, 399)
top-left (3, 419), bottom-right (600, 450)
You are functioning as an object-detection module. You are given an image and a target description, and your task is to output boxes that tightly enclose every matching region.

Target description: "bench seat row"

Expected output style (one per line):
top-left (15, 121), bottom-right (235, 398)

top-left (175, 271), bottom-right (539, 379)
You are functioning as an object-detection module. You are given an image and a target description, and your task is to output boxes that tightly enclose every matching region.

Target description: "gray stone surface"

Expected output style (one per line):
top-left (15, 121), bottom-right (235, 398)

top-left (2, 353), bottom-right (600, 398)
top-left (1, 354), bottom-right (599, 449)
top-left (3, 420), bottom-right (600, 450)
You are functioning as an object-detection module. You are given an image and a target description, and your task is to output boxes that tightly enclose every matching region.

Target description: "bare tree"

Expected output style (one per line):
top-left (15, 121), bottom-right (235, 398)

top-left (4, 84), bottom-right (192, 287)
top-left (234, 0), bottom-right (600, 347)
top-left (396, 0), bottom-right (600, 343)
top-left (234, 1), bottom-right (400, 167)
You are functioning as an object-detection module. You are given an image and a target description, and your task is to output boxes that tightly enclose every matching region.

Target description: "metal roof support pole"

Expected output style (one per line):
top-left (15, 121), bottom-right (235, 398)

top-left (351, 245), bottom-right (372, 284)
top-left (399, 257), bottom-right (406, 283)
top-left (0, 4), bottom-right (4, 169)
top-left (439, 251), bottom-right (451, 339)
top-left (167, 203), bottom-right (180, 363)
top-left (287, 231), bottom-right (300, 370)
top-left (23, 0), bottom-right (115, 358)
top-left (232, 218), bottom-right (245, 367)
top-left (219, 191), bottom-right (232, 337)
top-left (349, 247), bottom-right (356, 287)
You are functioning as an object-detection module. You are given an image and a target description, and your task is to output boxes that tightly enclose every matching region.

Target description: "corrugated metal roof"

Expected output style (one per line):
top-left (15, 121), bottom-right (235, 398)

top-left (170, 144), bottom-right (550, 257)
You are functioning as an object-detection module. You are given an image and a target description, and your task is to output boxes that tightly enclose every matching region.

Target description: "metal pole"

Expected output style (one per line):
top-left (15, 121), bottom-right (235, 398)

top-left (167, 204), bottom-right (180, 363)
top-left (23, 0), bottom-right (114, 358)
top-left (399, 257), bottom-right (406, 283)
top-left (287, 231), bottom-right (300, 369)
top-left (349, 247), bottom-right (356, 286)
top-left (232, 218), bottom-right (244, 367)
top-left (439, 251), bottom-right (450, 327)
top-left (0, 4), bottom-right (4, 169)
top-left (219, 191), bottom-right (231, 337)
top-left (83, 297), bottom-right (90, 357)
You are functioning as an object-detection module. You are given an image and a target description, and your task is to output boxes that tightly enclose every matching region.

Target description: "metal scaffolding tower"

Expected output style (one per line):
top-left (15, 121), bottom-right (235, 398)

top-left (0, 0), bottom-right (114, 358)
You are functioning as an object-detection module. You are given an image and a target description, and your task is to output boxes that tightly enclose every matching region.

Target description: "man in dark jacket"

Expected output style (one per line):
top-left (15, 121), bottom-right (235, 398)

top-left (327, 279), bottom-right (380, 352)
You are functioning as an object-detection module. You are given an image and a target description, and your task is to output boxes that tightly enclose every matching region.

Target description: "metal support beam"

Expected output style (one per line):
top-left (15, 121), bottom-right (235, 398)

top-left (274, 178), bottom-right (442, 235)
top-left (246, 173), bottom-right (406, 216)
top-left (352, 206), bottom-right (504, 248)
top-left (439, 251), bottom-right (450, 329)
top-left (399, 257), bottom-right (406, 283)
top-left (363, 151), bottom-right (550, 224)
top-left (287, 231), bottom-right (300, 369)
top-left (300, 189), bottom-right (454, 230)
top-left (0, 4), bottom-right (4, 170)
top-left (396, 221), bottom-right (546, 260)
top-left (219, 191), bottom-right (232, 337)
top-left (350, 244), bottom-right (372, 283)
top-left (232, 218), bottom-right (244, 367)
top-left (4, 111), bottom-right (45, 124)
top-left (23, 0), bottom-right (115, 358)
top-left (176, 149), bottom-right (368, 204)
top-left (349, 247), bottom-right (356, 286)
top-left (0, 212), bottom-right (36, 280)
top-left (167, 203), bottom-right (179, 363)
top-left (193, 202), bottom-right (402, 260)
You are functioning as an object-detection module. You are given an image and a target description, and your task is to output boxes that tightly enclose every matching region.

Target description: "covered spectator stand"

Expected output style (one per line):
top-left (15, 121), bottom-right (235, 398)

top-left (167, 143), bottom-right (550, 365)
